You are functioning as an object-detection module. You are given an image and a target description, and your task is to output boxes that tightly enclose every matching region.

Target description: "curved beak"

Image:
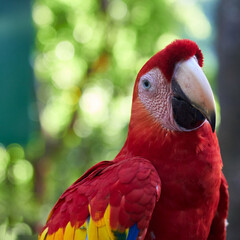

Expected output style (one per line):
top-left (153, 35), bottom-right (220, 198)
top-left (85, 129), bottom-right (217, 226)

top-left (172, 56), bottom-right (216, 132)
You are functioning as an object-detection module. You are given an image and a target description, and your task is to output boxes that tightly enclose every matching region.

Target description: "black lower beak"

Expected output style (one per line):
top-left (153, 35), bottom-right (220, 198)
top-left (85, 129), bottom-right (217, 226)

top-left (172, 78), bottom-right (215, 132)
top-left (207, 112), bottom-right (216, 132)
top-left (172, 96), bottom-right (206, 131)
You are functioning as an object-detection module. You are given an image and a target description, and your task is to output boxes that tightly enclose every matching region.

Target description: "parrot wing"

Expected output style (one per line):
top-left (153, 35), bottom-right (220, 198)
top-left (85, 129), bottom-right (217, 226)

top-left (207, 173), bottom-right (229, 240)
top-left (39, 157), bottom-right (161, 240)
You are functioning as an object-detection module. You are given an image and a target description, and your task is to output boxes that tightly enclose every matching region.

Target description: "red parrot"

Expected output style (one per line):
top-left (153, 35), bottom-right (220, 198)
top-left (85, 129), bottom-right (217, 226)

top-left (39, 39), bottom-right (229, 240)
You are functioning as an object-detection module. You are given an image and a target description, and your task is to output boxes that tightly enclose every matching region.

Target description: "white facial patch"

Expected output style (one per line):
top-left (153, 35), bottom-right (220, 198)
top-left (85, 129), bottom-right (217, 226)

top-left (138, 68), bottom-right (181, 131)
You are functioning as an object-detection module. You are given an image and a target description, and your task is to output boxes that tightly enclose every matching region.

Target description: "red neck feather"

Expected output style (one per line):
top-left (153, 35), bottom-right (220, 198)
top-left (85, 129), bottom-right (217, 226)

top-left (116, 98), bottom-right (220, 171)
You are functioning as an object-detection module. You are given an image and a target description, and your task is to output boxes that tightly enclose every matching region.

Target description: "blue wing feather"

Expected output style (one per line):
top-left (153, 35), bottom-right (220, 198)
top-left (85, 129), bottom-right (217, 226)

top-left (127, 224), bottom-right (139, 240)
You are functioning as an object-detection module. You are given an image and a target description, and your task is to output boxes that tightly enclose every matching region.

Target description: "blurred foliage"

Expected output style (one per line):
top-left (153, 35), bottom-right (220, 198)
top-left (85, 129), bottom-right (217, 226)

top-left (0, 0), bottom-right (218, 239)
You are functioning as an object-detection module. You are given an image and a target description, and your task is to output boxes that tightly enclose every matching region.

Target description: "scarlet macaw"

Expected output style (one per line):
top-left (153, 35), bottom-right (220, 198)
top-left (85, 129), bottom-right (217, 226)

top-left (39, 39), bottom-right (229, 240)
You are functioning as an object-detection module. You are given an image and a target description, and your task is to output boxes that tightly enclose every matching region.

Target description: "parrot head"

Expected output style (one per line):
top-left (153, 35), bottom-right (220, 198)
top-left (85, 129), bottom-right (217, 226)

top-left (131, 39), bottom-right (216, 134)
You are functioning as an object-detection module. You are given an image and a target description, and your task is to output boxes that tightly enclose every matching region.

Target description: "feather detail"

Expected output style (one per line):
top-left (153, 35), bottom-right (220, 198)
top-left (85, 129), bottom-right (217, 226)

top-left (104, 205), bottom-right (116, 239)
top-left (127, 224), bottom-right (139, 240)
top-left (87, 216), bottom-right (97, 239)
top-left (74, 227), bottom-right (86, 240)
top-left (75, 220), bottom-right (87, 240)
top-left (96, 225), bottom-right (111, 240)
top-left (63, 222), bottom-right (75, 240)
top-left (54, 228), bottom-right (64, 240)
top-left (46, 233), bottom-right (55, 240)
top-left (39, 228), bottom-right (48, 240)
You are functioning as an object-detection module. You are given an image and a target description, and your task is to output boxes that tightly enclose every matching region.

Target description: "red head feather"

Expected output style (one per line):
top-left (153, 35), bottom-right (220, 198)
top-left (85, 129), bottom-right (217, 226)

top-left (133, 39), bottom-right (203, 101)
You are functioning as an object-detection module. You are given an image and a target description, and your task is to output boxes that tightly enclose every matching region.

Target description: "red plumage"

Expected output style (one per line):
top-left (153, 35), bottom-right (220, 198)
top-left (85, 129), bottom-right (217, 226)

top-left (44, 158), bottom-right (160, 236)
top-left (40, 39), bottom-right (228, 240)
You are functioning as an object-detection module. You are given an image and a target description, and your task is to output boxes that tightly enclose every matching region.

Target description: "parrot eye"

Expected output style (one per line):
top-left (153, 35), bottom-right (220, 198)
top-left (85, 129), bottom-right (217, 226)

top-left (142, 79), bottom-right (151, 89)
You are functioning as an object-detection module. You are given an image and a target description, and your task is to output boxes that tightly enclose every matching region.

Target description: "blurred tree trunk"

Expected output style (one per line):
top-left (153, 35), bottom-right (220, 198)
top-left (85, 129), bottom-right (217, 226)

top-left (217, 0), bottom-right (240, 239)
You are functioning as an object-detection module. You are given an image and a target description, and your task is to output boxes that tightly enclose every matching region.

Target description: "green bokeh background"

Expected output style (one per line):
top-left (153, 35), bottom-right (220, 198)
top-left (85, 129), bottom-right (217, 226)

top-left (0, 0), bottom-right (226, 239)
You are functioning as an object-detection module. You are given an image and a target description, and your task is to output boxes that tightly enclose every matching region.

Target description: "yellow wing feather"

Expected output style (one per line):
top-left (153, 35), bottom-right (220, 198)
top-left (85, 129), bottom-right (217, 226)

top-left (87, 206), bottom-right (112, 240)
top-left (74, 227), bottom-right (87, 240)
top-left (39, 204), bottom-right (131, 240)
top-left (39, 227), bottom-right (48, 240)
top-left (54, 228), bottom-right (64, 240)
top-left (103, 205), bottom-right (116, 240)
top-left (63, 222), bottom-right (74, 240)
top-left (74, 220), bottom-right (87, 240)
top-left (47, 233), bottom-right (55, 240)
top-left (97, 225), bottom-right (112, 240)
